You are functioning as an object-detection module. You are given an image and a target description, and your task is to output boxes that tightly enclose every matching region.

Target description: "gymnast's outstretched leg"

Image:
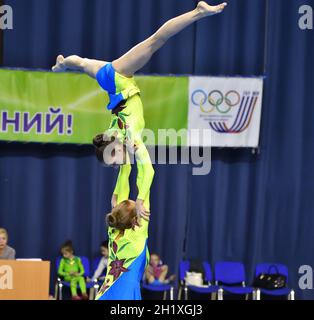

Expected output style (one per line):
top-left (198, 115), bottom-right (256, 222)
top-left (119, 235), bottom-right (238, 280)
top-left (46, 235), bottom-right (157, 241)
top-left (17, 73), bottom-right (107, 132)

top-left (52, 2), bottom-right (227, 78)
top-left (52, 55), bottom-right (107, 78)
top-left (112, 1), bottom-right (227, 77)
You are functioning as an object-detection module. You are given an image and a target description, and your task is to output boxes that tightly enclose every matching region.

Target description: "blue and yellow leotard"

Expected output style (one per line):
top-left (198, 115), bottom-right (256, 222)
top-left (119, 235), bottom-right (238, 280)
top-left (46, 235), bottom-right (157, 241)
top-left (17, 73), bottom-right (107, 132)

top-left (96, 62), bottom-right (140, 111)
top-left (95, 168), bottom-right (151, 300)
top-left (95, 217), bottom-right (150, 300)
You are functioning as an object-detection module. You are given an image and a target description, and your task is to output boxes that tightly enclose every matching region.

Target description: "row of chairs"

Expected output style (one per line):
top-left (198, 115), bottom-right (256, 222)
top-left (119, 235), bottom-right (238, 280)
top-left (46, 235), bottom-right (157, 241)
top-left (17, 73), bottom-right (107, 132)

top-left (176, 261), bottom-right (295, 300)
top-left (54, 257), bottom-right (295, 300)
top-left (131, 261), bottom-right (295, 301)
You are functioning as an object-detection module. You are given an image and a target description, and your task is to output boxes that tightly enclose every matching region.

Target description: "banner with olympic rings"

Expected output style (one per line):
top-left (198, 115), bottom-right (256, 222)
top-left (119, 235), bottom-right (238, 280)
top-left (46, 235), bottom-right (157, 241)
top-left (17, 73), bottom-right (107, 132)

top-left (0, 70), bottom-right (263, 147)
top-left (188, 77), bottom-right (264, 147)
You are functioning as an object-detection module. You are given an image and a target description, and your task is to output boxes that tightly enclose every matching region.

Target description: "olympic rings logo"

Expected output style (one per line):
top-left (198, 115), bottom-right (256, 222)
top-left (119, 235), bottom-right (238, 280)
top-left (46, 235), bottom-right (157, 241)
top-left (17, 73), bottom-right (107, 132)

top-left (191, 90), bottom-right (241, 114)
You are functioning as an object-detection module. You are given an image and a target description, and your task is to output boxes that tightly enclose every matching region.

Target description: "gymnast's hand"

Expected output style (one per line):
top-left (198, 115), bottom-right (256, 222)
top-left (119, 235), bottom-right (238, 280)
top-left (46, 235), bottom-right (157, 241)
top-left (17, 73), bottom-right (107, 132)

top-left (111, 194), bottom-right (118, 208)
top-left (124, 137), bottom-right (139, 154)
top-left (136, 199), bottom-right (150, 221)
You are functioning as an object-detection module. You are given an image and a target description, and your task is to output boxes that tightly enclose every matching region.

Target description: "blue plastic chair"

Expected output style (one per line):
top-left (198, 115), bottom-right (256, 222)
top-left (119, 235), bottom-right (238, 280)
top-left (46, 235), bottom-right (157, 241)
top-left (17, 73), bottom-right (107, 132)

top-left (255, 263), bottom-right (295, 299)
top-left (55, 256), bottom-right (95, 300)
top-left (179, 260), bottom-right (219, 300)
top-left (215, 262), bottom-right (255, 299)
top-left (141, 282), bottom-right (174, 300)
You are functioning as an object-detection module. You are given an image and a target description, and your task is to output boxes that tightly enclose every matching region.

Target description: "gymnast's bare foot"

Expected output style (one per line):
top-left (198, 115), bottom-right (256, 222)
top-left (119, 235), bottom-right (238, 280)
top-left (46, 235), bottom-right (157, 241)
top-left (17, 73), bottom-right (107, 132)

top-left (197, 1), bottom-right (227, 17)
top-left (52, 55), bottom-right (66, 72)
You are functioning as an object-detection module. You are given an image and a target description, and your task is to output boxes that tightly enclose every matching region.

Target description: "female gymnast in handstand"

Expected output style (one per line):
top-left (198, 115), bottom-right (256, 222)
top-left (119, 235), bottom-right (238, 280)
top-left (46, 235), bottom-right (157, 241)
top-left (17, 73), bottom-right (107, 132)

top-left (52, 1), bottom-right (227, 300)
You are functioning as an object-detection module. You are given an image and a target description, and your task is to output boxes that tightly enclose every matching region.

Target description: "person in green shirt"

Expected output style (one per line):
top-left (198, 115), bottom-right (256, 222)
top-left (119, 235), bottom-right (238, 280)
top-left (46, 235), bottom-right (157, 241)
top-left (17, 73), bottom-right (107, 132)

top-left (58, 241), bottom-right (88, 300)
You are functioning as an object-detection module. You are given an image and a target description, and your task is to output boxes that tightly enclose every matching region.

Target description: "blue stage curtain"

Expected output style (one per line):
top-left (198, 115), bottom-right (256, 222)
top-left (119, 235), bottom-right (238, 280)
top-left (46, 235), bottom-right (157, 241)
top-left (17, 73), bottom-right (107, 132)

top-left (186, 0), bottom-right (314, 300)
top-left (1, 0), bottom-right (314, 299)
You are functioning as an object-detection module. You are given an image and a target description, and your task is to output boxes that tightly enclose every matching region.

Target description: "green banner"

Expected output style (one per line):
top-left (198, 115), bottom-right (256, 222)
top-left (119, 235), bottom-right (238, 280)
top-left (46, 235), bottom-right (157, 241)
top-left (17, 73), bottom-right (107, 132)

top-left (0, 69), bottom-right (188, 145)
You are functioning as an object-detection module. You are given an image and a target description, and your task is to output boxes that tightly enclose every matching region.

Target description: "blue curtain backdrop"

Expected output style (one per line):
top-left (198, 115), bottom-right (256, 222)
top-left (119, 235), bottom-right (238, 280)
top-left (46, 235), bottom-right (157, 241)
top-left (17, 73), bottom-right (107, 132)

top-left (1, 0), bottom-right (314, 299)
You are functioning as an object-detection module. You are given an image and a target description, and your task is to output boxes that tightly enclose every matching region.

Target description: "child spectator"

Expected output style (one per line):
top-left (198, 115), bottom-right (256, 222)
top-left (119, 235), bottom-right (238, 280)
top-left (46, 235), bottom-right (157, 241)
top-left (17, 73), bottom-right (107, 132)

top-left (58, 240), bottom-right (88, 300)
top-left (89, 240), bottom-right (109, 282)
top-left (145, 253), bottom-right (175, 285)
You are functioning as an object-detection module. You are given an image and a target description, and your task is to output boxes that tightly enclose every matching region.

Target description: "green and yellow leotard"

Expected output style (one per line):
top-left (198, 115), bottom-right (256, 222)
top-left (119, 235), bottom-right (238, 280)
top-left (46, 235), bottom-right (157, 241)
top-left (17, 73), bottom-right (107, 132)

top-left (95, 63), bottom-right (154, 300)
top-left (95, 215), bottom-right (150, 300)
top-left (96, 62), bottom-right (155, 204)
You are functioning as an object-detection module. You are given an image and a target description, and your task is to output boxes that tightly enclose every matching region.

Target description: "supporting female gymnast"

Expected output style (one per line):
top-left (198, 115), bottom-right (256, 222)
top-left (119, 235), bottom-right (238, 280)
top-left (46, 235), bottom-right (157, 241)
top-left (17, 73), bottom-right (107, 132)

top-left (52, 1), bottom-right (227, 221)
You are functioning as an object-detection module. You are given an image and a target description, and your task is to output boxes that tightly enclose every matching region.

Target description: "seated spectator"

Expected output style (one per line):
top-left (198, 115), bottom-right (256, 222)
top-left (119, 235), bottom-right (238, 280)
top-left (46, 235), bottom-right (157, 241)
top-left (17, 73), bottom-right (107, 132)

top-left (0, 228), bottom-right (16, 260)
top-left (145, 253), bottom-right (175, 285)
top-left (58, 240), bottom-right (88, 300)
top-left (88, 240), bottom-right (109, 283)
